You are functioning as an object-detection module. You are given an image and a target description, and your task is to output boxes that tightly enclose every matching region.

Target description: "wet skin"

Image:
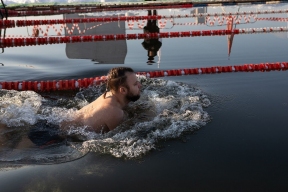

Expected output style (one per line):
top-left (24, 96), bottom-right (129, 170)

top-left (75, 72), bottom-right (142, 133)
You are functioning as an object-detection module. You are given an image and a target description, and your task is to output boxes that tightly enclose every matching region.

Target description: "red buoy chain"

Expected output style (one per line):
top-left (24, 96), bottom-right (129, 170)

top-left (0, 19), bottom-right (15, 28)
top-left (3, 5), bottom-right (288, 18)
top-left (4, 16), bottom-right (286, 38)
top-left (1, 62), bottom-right (287, 92)
top-left (256, 17), bottom-right (288, 22)
top-left (13, 8), bottom-right (288, 27)
top-left (1, 26), bottom-right (288, 48)
top-left (1, 3), bottom-right (192, 18)
top-left (0, 7), bottom-right (287, 29)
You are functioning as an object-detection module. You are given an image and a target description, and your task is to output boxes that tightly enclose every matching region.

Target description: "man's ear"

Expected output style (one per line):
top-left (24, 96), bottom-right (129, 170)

top-left (119, 87), bottom-right (127, 94)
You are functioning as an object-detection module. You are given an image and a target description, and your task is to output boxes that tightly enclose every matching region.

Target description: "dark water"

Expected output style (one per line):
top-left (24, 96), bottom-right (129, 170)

top-left (1, 2), bottom-right (288, 191)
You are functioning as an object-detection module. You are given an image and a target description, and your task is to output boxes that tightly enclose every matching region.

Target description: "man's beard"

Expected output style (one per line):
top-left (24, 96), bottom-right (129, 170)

top-left (126, 92), bottom-right (140, 102)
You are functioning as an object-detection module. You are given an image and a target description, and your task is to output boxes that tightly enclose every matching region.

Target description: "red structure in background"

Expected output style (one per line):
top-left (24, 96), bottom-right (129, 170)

top-left (227, 15), bottom-right (234, 57)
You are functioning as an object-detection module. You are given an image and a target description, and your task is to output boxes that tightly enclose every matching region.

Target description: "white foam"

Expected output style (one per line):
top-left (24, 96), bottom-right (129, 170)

top-left (75, 77), bottom-right (211, 158)
top-left (0, 90), bottom-right (42, 127)
top-left (38, 107), bottom-right (78, 125)
top-left (0, 90), bottom-right (79, 127)
top-left (0, 77), bottom-right (211, 159)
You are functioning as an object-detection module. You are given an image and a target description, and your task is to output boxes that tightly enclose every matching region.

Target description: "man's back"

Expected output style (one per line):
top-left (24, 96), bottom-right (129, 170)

top-left (77, 92), bottom-right (124, 133)
top-left (71, 67), bottom-right (141, 133)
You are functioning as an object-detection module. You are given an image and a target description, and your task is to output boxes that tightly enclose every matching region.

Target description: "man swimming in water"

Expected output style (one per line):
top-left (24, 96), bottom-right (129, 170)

top-left (75, 67), bottom-right (142, 133)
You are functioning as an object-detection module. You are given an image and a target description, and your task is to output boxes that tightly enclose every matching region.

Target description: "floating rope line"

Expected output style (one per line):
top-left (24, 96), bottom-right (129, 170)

top-left (1, 26), bottom-right (288, 48)
top-left (0, 15), bottom-right (257, 36)
top-left (3, 15), bottom-right (288, 33)
top-left (0, 19), bottom-right (15, 28)
top-left (1, 3), bottom-right (193, 17)
top-left (15, 15), bottom-right (252, 32)
top-left (1, 62), bottom-right (287, 92)
top-left (2, 0), bottom-right (287, 17)
top-left (256, 17), bottom-right (288, 22)
top-left (18, 15), bottom-right (257, 33)
top-left (4, 14), bottom-right (258, 34)
top-left (13, 8), bottom-right (288, 28)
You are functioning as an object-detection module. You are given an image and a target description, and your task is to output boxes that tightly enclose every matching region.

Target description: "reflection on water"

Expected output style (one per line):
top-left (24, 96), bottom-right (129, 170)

top-left (0, 4), bottom-right (287, 83)
top-left (0, 4), bottom-right (288, 63)
top-left (0, 0), bottom-right (287, 164)
top-left (64, 13), bottom-right (128, 64)
top-left (0, 2), bottom-right (288, 192)
top-left (142, 9), bottom-right (162, 65)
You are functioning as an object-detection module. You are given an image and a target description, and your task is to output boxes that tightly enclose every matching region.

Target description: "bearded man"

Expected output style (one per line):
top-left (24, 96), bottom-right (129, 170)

top-left (76, 67), bottom-right (142, 133)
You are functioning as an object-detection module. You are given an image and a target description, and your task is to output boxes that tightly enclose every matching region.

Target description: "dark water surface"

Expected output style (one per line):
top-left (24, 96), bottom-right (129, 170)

top-left (1, 2), bottom-right (288, 192)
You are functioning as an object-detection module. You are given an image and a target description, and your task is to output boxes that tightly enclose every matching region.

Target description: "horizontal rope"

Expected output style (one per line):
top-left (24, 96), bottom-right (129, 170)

top-left (3, 15), bottom-right (285, 37)
top-left (1, 3), bottom-right (193, 17)
top-left (1, 62), bottom-right (287, 92)
top-left (0, 19), bottom-right (15, 28)
top-left (0, 9), bottom-right (286, 29)
top-left (0, 26), bottom-right (287, 48)
top-left (1, 0), bottom-right (287, 17)
top-left (12, 8), bottom-right (288, 28)
top-left (2, 15), bottom-right (286, 34)
top-left (1, 0), bottom-right (277, 10)
top-left (256, 17), bottom-right (288, 22)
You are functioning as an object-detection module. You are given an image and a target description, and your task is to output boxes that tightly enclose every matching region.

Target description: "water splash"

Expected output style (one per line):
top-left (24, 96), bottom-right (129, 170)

top-left (0, 90), bottom-right (85, 164)
top-left (0, 90), bottom-right (42, 127)
top-left (0, 89), bottom-right (79, 127)
top-left (0, 76), bottom-right (211, 161)
top-left (74, 76), bottom-right (211, 158)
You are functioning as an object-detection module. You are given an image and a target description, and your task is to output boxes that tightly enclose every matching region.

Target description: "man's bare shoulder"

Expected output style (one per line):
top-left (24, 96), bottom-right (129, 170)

top-left (75, 93), bottom-right (125, 131)
top-left (78, 94), bottom-right (108, 113)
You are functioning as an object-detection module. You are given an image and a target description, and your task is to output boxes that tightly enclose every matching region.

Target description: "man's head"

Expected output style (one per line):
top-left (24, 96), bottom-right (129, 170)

top-left (104, 67), bottom-right (141, 102)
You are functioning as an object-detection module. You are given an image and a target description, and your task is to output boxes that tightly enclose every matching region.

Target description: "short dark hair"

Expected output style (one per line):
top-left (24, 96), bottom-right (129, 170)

top-left (104, 67), bottom-right (134, 98)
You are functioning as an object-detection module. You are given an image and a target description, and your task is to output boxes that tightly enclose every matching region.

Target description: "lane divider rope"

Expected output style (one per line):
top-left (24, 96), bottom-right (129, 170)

top-left (1, 8), bottom-right (287, 29)
top-left (4, 15), bottom-right (286, 36)
top-left (1, 27), bottom-right (288, 48)
top-left (2, 0), bottom-right (287, 17)
top-left (1, 0), bottom-right (287, 18)
top-left (3, 15), bottom-right (284, 38)
top-left (2, 15), bottom-right (286, 35)
top-left (0, 3), bottom-right (193, 17)
top-left (12, 8), bottom-right (288, 28)
top-left (1, 62), bottom-right (288, 92)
